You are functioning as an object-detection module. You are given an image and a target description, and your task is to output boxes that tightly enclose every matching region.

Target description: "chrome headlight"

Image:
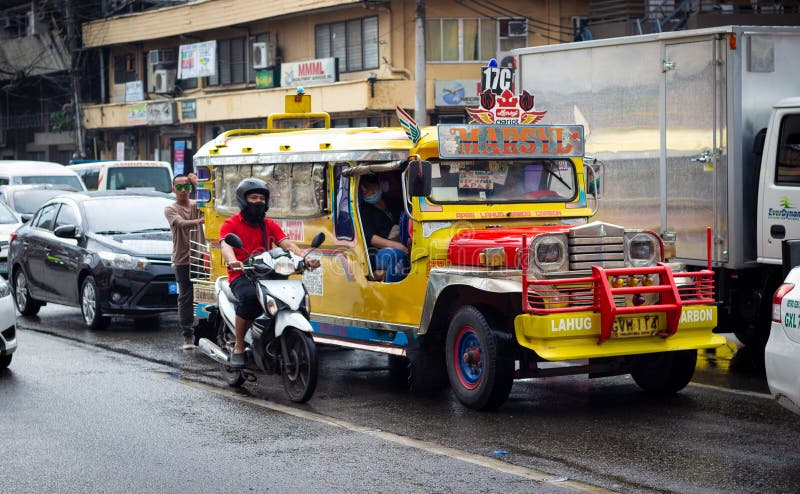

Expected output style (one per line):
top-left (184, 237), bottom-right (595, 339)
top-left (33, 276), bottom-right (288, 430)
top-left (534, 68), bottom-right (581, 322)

top-left (625, 231), bottom-right (661, 267)
top-left (0, 276), bottom-right (10, 298)
top-left (529, 234), bottom-right (568, 274)
top-left (273, 256), bottom-right (295, 276)
top-left (98, 251), bottom-right (150, 270)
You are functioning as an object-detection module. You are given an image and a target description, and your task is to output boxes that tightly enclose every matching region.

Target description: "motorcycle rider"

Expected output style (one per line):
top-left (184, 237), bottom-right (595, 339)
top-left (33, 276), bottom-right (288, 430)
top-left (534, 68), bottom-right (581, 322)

top-left (220, 178), bottom-right (321, 368)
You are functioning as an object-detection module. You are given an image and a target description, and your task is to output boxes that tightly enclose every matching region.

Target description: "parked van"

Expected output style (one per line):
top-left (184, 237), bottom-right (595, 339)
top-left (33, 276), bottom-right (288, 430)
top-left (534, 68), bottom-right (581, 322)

top-left (70, 160), bottom-right (173, 193)
top-left (0, 161), bottom-right (86, 191)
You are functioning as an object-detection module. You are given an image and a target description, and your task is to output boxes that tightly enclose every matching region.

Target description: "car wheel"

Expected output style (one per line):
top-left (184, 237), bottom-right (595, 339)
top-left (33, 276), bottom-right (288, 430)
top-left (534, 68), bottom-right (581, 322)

top-left (0, 354), bottom-right (11, 369)
top-left (80, 276), bottom-right (111, 330)
top-left (13, 269), bottom-right (42, 316)
top-left (445, 306), bottom-right (514, 410)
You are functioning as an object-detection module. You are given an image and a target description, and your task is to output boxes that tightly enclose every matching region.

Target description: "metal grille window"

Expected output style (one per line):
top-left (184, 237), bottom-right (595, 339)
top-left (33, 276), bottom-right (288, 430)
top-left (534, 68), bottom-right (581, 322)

top-left (207, 37), bottom-right (248, 86)
top-left (315, 17), bottom-right (378, 72)
top-left (425, 18), bottom-right (497, 62)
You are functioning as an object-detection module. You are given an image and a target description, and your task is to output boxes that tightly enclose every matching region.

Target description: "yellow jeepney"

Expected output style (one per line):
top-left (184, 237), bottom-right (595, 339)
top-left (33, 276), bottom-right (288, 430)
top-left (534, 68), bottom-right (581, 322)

top-left (192, 89), bottom-right (723, 410)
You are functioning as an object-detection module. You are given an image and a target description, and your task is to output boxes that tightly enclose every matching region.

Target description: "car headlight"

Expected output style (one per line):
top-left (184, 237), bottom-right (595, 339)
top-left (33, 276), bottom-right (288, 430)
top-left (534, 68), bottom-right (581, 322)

top-left (529, 234), bottom-right (568, 274)
top-left (273, 256), bottom-right (295, 276)
top-left (0, 276), bottom-right (10, 298)
top-left (625, 232), bottom-right (661, 267)
top-left (98, 251), bottom-right (150, 270)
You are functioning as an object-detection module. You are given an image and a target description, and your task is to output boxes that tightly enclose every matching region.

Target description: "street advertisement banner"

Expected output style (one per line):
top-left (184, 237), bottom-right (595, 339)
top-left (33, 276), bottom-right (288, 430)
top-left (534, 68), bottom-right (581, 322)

top-left (281, 58), bottom-right (337, 87)
top-left (180, 99), bottom-right (196, 119)
top-left (125, 81), bottom-right (144, 102)
top-left (147, 101), bottom-right (177, 125)
top-left (173, 140), bottom-right (185, 175)
top-left (434, 80), bottom-right (480, 107)
top-left (127, 103), bottom-right (147, 126)
top-left (178, 40), bottom-right (216, 79)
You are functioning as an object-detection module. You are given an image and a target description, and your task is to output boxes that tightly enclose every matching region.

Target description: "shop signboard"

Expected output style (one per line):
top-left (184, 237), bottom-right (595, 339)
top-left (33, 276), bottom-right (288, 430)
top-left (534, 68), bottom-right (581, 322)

top-left (281, 57), bottom-right (337, 87)
top-left (125, 81), bottom-right (144, 102)
top-left (127, 104), bottom-right (147, 126)
top-left (434, 80), bottom-right (481, 107)
top-left (181, 99), bottom-right (197, 119)
top-left (147, 101), bottom-right (177, 125)
top-left (178, 40), bottom-right (216, 79)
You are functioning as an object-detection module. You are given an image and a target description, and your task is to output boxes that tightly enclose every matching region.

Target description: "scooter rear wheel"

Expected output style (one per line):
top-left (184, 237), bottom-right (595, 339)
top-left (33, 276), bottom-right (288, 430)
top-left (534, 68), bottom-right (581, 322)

top-left (281, 327), bottom-right (318, 403)
top-left (216, 316), bottom-right (245, 387)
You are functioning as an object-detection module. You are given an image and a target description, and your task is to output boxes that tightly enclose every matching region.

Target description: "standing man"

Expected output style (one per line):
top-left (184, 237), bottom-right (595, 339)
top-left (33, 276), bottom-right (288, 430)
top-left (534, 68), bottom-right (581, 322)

top-left (220, 178), bottom-right (319, 367)
top-left (164, 173), bottom-right (205, 350)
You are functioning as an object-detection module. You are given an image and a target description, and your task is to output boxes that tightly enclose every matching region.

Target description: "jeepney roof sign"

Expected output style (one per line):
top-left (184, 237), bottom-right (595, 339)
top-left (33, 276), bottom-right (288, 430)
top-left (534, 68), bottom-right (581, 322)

top-left (437, 124), bottom-right (585, 159)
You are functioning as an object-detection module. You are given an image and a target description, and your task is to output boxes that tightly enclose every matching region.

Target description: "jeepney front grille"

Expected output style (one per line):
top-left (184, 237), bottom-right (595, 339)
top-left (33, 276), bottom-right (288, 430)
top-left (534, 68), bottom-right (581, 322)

top-left (568, 235), bottom-right (625, 271)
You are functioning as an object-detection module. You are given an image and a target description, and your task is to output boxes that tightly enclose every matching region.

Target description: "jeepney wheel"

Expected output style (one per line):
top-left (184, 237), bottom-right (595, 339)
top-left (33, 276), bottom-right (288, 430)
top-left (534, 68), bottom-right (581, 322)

top-left (631, 350), bottom-right (697, 394)
top-left (216, 315), bottom-right (245, 387)
top-left (445, 306), bottom-right (514, 410)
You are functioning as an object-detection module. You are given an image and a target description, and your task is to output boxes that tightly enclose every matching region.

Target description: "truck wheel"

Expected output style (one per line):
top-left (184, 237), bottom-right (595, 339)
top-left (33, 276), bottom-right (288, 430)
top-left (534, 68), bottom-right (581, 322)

top-left (631, 350), bottom-right (697, 393)
top-left (445, 306), bottom-right (514, 410)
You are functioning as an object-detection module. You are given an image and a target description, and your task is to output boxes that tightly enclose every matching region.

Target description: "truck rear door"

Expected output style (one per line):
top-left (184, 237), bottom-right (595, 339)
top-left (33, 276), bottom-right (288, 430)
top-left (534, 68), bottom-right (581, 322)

top-left (664, 38), bottom-right (726, 262)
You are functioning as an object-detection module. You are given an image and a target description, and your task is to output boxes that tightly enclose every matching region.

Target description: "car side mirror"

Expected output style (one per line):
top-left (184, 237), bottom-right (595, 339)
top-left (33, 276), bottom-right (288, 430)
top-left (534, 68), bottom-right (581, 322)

top-left (310, 232), bottom-right (325, 249)
top-left (224, 233), bottom-right (243, 249)
top-left (54, 224), bottom-right (78, 239)
top-left (407, 160), bottom-right (432, 197)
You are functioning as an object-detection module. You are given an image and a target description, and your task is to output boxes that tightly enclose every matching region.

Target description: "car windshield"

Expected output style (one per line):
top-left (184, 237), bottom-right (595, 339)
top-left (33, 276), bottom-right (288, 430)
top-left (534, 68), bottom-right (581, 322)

top-left (106, 167), bottom-right (172, 193)
top-left (19, 175), bottom-right (84, 191)
top-left (427, 159), bottom-right (577, 203)
top-left (83, 196), bottom-right (172, 234)
top-left (0, 201), bottom-right (18, 224)
top-left (11, 189), bottom-right (73, 215)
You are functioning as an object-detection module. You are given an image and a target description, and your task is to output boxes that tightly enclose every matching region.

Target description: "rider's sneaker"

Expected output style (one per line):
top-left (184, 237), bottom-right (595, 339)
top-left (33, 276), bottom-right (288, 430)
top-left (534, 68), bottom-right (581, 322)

top-left (230, 351), bottom-right (247, 368)
top-left (181, 337), bottom-right (196, 350)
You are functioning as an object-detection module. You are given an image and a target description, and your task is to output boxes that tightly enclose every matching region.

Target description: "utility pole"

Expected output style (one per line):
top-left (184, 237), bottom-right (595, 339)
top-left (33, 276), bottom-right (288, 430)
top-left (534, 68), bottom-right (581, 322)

top-left (64, 0), bottom-right (85, 158)
top-left (414, 0), bottom-right (427, 126)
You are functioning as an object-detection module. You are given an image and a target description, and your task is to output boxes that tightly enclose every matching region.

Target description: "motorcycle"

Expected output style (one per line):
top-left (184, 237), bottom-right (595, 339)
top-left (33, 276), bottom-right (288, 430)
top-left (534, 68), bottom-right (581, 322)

top-left (198, 232), bottom-right (325, 403)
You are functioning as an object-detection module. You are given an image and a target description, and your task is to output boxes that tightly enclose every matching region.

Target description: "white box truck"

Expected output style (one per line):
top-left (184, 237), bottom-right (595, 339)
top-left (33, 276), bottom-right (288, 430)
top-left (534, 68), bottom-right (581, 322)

top-left (515, 25), bottom-right (800, 347)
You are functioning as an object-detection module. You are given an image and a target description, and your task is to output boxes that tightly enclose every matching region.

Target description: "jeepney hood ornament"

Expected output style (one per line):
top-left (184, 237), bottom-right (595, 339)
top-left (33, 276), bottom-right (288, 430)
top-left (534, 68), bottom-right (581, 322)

top-left (467, 89), bottom-right (547, 125)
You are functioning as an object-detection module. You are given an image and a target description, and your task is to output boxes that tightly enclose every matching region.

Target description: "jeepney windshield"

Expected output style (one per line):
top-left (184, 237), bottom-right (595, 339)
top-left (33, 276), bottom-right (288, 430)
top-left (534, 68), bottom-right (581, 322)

top-left (427, 159), bottom-right (577, 203)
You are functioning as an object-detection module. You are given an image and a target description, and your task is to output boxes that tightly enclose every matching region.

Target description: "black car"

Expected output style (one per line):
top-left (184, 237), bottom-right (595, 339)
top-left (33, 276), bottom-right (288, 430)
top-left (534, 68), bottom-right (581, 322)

top-left (8, 192), bottom-right (177, 329)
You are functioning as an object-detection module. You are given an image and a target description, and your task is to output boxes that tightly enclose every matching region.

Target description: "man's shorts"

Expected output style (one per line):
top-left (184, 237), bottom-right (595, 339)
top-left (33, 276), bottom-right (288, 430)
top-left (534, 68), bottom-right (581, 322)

top-left (230, 276), bottom-right (264, 321)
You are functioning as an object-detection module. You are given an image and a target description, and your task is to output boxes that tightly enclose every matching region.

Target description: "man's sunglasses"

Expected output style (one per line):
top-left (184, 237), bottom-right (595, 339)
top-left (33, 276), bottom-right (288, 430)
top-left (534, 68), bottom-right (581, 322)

top-left (174, 183), bottom-right (192, 191)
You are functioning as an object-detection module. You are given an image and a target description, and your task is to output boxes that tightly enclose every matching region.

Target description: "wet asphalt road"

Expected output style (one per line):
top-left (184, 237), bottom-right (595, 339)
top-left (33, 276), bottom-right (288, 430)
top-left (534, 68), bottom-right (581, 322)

top-left (4, 305), bottom-right (800, 494)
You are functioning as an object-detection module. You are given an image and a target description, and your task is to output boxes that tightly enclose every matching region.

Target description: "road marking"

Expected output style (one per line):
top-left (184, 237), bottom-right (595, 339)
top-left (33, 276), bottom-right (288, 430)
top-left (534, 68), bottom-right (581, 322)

top-left (689, 381), bottom-right (773, 400)
top-left (160, 374), bottom-right (617, 494)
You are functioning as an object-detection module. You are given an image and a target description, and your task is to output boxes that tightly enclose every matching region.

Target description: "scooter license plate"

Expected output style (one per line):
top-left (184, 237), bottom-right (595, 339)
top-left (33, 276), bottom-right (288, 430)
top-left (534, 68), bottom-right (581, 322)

top-left (168, 282), bottom-right (178, 295)
top-left (612, 314), bottom-right (663, 338)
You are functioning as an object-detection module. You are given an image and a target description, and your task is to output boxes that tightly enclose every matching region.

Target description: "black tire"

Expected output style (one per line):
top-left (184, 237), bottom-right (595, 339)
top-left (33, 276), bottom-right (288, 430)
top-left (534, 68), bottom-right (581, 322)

top-left (133, 315), bottom-right (160, 330)
top-left (0, 354), bottom-right (11, 369)
top-left (631, 350), bottom-right (697, 394)
top-left (216, 315), bottom-right (245, 387)
top-left (80, 276), bottom-right (111, 330)
top-left (13, 269), bottom-right (42, 316)
top-left (445, 306), bottom-right (514, 410)
top-left (407, 345), bottom-right (449, 395)
top-left (281, 327), bottom-right (318, 403)
top-left (388, 355), bottom-right (411, 387)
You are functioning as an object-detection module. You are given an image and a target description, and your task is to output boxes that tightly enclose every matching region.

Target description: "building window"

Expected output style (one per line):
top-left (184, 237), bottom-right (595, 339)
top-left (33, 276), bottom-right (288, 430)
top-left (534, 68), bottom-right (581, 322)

top-left (113, 54), bottom-right (138, 84)
top-left (207, 37), bottom-right (247, 86)
top-left (425, 18), bottom-right (497, 62)
top-left (315, 17), bottom-right (379, 73)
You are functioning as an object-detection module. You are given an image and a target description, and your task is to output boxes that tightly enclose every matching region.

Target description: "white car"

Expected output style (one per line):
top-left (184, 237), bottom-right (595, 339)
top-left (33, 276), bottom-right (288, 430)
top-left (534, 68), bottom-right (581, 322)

top-left (0, 276), bottom-right (16, 369)
top-left (766, 266), bottom-right (800, 414)
top-left (0, 200), bottom-right (23, 277)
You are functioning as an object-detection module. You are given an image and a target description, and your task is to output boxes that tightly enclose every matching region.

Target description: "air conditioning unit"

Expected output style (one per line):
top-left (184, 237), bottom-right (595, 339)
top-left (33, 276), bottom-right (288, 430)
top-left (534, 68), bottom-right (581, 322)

top-left (154, 69), bottom-right (176, 93)
top-left (252, 41), bottom-right (276, 69)
top-left (149, 49), bottom-right (176, 66)
top-left (507, 19), bottom-right (528, 37)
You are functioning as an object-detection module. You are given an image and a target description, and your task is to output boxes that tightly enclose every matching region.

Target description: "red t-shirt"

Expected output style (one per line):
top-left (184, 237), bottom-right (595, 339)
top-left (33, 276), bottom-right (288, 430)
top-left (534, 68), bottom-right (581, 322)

top-left (219, 212), bottom-right (288, 283)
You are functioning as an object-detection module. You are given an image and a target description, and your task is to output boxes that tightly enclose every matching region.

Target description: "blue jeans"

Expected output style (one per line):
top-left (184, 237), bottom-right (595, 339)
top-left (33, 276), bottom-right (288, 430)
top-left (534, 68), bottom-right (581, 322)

top-left (375, 248), bottom-right (409, 283)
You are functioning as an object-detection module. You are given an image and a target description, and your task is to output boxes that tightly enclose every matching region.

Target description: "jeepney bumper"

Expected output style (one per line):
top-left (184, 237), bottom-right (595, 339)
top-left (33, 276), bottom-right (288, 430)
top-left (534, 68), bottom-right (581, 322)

top-left (513, 304), bottom-right (725, 361)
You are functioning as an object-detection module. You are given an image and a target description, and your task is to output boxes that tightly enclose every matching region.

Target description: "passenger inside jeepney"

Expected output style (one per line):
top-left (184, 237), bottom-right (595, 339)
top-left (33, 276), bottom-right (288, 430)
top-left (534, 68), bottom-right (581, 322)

top-left (358, 173), bottom-right (409, 282)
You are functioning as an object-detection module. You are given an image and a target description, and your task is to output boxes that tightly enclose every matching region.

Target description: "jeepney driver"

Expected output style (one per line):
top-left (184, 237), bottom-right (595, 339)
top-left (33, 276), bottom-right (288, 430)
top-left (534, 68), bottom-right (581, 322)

top-left (359, 174), bottom-right (409, 282)
top-left (220, 178), bottom-right (320, 368)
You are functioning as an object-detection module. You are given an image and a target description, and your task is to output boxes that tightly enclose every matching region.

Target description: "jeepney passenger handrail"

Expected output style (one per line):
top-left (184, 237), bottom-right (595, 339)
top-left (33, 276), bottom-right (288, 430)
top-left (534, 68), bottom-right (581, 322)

top-left (212, 129), bottom-right (270, 148)
top-left (341, 161), bottom-right (405, 176)
top-left (400, 167), bottom-right (420, 223)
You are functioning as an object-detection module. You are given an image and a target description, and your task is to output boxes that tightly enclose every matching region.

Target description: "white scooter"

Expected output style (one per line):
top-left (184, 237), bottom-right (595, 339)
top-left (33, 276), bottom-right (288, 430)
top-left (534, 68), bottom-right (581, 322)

top-left (199, 232), bottom-right (325, 403)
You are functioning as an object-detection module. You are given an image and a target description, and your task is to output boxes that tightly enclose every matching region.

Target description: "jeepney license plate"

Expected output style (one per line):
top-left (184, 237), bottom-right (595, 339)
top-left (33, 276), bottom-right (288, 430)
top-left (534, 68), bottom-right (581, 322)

top-left (612, 314), bottom-right (662, 338)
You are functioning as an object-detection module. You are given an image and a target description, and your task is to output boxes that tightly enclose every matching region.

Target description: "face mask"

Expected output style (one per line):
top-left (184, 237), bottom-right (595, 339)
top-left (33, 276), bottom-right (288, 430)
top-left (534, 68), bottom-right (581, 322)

top-left (242, 201), bottom-right (267, 225)
top-left (364, 190), bottom-right (382, 204)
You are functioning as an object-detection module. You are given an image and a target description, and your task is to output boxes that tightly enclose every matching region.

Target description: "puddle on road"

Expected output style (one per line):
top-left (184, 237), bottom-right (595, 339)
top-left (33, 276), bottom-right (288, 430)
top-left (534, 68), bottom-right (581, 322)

top-left (694, 334), bottom-right (769, 394)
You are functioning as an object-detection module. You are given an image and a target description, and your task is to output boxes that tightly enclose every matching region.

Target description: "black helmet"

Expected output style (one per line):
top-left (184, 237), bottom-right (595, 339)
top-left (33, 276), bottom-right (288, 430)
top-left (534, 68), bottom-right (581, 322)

top-left (235, 178), bottom-right (270, 210)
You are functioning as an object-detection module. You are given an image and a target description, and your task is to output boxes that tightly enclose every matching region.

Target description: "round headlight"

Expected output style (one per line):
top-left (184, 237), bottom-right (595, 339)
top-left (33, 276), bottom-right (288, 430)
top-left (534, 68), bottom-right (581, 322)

top-left (530, 235), bottom-right (568, 274)
top-left (625, 232), bottom-right (660, 267)
top-left (537, 242), bottom-right (562, 264)
top-left (630, 240), bottom-right (652, 260)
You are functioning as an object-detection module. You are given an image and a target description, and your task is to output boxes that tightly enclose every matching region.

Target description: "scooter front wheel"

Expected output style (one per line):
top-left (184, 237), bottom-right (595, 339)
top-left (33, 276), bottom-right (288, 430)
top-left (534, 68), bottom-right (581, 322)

top-left (281, 327), bottom-right (318, 403)
top-left (216, 315), bottom-right (245, 387)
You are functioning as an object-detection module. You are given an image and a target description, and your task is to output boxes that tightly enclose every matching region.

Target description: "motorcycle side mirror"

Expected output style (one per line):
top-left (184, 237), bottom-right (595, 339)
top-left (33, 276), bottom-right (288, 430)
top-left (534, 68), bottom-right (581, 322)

top-left (224, 233), bottom-right (243, 249)
top-left (310, 232), bottom-right (325, 249)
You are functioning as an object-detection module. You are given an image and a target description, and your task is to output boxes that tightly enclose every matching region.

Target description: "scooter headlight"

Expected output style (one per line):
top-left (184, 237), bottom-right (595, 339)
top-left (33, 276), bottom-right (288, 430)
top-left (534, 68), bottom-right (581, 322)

top-left (260, 291), bottom-right (278, 316)
top-left (302, 293), bottom-right (311, 315)
top-left (273, 256), bottom-right (295, 276)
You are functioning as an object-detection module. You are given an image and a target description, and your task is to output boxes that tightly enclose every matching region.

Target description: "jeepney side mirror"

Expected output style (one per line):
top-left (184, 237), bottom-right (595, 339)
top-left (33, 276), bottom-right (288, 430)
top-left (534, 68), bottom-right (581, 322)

top-left (584, 157), bottom-right (600, 197)
top-left (407, 160), bottom-right (432, 197)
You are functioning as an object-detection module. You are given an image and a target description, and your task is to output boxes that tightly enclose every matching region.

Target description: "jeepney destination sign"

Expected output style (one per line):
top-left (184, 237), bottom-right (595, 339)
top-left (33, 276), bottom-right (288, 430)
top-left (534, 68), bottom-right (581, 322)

top-left (438, 124), bottom-right (585, 159)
